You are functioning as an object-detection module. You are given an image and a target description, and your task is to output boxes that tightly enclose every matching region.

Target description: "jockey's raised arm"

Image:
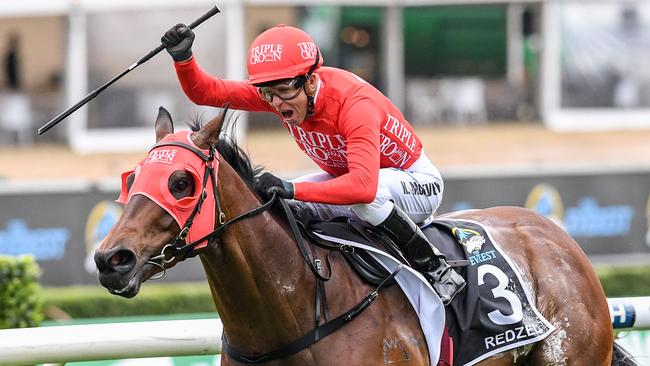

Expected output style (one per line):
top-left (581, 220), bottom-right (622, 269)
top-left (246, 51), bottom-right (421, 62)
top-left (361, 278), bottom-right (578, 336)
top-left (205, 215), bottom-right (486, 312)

top-left (161, 23), bottom-right (464, 304)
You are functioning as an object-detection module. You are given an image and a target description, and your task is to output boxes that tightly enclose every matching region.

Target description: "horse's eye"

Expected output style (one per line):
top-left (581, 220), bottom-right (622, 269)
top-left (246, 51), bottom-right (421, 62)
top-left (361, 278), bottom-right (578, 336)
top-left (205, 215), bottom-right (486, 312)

top-left (174, 178), bottom-right (190, 191)
top-left (168, 170), bottom-right (194, 199)
top-left (176, 179), bottom-right (188, 189)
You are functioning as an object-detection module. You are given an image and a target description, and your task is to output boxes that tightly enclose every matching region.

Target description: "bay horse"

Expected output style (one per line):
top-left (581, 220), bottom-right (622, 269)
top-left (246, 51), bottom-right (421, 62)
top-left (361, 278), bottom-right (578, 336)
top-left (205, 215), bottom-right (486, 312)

top-left (95, 107), bottom-right (632, 365)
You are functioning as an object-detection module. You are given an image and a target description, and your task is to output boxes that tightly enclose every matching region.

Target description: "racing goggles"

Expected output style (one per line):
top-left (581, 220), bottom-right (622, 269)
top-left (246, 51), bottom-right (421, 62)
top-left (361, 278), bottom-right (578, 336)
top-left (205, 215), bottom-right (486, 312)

top-left (257, 77), bottom-right (306, 103)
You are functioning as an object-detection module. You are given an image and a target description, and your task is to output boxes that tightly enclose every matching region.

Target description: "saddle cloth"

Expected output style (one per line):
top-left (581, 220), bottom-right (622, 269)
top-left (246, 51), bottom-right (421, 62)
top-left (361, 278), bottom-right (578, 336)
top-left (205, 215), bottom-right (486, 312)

top-left (304, 216), bottom-right (555, 366)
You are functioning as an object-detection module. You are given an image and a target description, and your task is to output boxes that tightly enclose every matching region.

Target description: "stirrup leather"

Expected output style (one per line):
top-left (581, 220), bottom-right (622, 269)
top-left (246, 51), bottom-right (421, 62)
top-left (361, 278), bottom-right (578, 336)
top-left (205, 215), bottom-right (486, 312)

top-left (376, 205), bottom-right (466, 304)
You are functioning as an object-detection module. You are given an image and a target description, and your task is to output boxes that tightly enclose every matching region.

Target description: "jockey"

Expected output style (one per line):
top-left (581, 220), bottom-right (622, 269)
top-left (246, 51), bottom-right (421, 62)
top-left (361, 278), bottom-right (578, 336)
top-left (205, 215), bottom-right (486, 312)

top-left (162, 24), bottom-right (465, 304)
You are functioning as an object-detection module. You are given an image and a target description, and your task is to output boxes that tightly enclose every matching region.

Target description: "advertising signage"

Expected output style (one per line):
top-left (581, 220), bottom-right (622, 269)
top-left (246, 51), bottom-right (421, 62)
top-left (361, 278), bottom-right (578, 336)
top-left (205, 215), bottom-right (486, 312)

top-left (439, 170), bottom-right (649, 258)
top-left (1, 168), bottom-right (649, 286)
top-left (0, 188), bottom-right (205, 286)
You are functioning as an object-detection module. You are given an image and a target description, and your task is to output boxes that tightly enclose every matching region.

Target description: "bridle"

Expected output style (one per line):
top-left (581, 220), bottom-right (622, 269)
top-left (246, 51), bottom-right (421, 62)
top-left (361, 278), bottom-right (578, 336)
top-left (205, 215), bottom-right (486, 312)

top-left (145, 140), bottom-right (275, 278)
top-left (139, 139), bottom-right (400, 363)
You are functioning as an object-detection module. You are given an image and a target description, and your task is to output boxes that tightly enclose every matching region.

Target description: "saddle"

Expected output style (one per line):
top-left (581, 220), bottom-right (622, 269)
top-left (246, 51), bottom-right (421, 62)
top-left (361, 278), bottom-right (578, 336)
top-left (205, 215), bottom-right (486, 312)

top-left (293, 206), bottom-right (467, 288)
top-left (290, 204), bottom-right (554, 366)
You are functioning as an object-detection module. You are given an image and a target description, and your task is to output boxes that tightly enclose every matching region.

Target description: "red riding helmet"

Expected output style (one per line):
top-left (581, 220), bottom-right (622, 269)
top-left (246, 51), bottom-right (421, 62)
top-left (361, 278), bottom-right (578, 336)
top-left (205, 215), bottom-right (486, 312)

top-left (247, 24), bottom-right (323, 85)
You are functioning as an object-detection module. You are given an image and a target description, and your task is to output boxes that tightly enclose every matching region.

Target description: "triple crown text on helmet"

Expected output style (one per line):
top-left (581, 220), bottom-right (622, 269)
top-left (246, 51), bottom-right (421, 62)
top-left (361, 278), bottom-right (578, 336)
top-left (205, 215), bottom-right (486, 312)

top-left (249, 44), bottom-right (283, 65)
top-left (247, 25), bottom-right (323, 85)
top-left (249, 42), bottom-right (318, 66)
top-left (296, 42), bottom-right (318, 61)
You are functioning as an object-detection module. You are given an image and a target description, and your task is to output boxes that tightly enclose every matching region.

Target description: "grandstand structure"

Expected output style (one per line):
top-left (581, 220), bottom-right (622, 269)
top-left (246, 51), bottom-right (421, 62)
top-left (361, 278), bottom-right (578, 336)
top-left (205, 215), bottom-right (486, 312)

top-left (0, 0), bottom-right (647, 153)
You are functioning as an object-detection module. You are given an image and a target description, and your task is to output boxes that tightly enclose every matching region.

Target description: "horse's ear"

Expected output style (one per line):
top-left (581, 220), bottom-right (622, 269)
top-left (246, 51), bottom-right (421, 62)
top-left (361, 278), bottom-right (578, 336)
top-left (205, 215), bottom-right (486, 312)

top-left (155, 107), bottom-right (174, 142)
top-left (193, 104), bottom-right (230, 148)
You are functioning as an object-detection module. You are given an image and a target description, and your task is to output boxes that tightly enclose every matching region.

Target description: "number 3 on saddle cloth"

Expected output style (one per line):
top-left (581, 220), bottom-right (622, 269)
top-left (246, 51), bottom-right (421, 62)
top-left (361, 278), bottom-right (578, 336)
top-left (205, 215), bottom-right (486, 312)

top-left (300, 212), bottom-right (556, 366)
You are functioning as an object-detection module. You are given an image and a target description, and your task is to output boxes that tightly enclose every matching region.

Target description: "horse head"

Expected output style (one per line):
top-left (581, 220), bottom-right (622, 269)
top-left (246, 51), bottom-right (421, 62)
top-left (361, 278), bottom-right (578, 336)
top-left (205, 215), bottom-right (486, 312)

top-left (94, 106), bottom-right (229, 298)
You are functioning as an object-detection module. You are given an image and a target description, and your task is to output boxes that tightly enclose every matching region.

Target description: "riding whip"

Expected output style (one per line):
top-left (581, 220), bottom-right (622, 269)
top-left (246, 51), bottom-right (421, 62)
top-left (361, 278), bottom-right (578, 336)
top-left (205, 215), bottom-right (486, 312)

top-left (37, 5), bottom-right (221, 135)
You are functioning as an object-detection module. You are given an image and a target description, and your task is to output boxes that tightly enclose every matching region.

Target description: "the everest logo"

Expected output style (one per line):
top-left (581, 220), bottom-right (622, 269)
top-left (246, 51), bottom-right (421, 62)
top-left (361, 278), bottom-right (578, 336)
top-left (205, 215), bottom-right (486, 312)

top-left (249, 44), bottom-right (283, 65)
top-left (297, 42), bottom-right (317, 60)
top-left (146, 149), bottom-right (177, 164)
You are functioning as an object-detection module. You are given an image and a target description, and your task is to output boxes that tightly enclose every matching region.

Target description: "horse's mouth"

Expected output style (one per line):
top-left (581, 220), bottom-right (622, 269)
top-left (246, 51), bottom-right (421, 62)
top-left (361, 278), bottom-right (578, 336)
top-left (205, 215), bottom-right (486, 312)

top-left (107, 275), bottom-right (142, 298)
top-left (97, 250), bottom-right (171, 298)
top-left (99, 262), bottom-right (160, 298)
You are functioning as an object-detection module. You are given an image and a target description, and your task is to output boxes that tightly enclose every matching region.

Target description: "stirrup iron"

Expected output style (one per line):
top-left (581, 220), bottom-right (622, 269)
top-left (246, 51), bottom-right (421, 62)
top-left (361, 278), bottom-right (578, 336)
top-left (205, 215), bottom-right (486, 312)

top-left (427, 259), bottom-right (466, 305)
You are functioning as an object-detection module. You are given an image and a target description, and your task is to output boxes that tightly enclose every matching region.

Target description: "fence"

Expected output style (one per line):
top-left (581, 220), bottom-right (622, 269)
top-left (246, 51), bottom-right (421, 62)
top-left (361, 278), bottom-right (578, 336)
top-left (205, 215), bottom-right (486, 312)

top-left (0, 319), bottom-right (222, 365)
top-left (0, 297), bottom-right (648, 365)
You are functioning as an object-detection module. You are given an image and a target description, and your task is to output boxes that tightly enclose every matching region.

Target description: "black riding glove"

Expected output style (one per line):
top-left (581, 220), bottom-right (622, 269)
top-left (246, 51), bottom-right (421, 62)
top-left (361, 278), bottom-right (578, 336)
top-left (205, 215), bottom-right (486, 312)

top-left (255, 172), bottom-right (294, 200)
top-left (161, 23), bottom-right (195, 62)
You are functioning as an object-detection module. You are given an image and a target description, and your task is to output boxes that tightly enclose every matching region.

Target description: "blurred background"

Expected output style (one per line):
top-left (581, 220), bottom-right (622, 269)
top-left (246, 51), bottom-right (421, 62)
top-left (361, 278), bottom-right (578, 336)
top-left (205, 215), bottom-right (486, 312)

top-left (0, 0), bottom-right (649, 364)
top-left (1, 0), bottom-right (649, 148)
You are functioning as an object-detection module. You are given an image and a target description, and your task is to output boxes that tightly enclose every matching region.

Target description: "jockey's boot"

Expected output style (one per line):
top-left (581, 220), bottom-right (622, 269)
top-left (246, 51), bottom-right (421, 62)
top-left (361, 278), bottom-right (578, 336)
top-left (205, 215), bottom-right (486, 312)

top-left (377, 205), bottom-right (465, 305)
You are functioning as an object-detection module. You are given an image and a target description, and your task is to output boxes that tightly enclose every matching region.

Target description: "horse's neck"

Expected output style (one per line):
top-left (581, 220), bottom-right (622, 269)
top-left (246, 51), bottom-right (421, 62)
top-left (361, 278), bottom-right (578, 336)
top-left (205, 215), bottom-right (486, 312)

top-left (200, 160), bottom-right (315, 351)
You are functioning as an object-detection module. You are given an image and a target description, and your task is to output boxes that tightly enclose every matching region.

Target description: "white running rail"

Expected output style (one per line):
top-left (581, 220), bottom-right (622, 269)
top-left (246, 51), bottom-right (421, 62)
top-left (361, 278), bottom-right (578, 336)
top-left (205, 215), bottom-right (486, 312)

top-left (0, 297), bottom-right (648, 365)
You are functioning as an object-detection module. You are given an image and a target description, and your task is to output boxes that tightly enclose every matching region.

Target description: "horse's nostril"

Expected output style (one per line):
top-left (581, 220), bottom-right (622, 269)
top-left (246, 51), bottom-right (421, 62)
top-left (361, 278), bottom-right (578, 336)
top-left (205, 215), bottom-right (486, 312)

top-left (109, 249), bottom-right (136, 273)
top-left (110, 252), bottom-right (125, 266)
top-left (95, 248), bottom-right (137, 274)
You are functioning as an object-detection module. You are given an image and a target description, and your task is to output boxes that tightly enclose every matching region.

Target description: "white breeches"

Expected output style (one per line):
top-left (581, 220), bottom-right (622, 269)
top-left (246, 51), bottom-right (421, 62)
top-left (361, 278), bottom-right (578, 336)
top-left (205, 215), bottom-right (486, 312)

top-left (291, 152), bottom-right (443, 225)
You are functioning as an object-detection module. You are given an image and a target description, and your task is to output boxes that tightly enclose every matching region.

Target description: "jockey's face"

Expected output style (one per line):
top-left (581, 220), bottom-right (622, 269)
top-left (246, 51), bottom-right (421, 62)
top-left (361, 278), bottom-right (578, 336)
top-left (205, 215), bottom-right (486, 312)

top-left (258, 75), bottom-right (317, 127)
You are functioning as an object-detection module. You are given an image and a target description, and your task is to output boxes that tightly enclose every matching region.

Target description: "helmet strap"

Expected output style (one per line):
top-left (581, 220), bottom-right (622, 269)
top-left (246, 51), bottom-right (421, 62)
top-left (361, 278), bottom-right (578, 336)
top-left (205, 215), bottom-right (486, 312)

top-left (306, 49), bottom-right (320, 76)
top-left (306, 93), bottom-right (315, 116)
top-left (301, 49), bottom-right (321, 116)
top-left (303, 73), bottom-right (317, 116)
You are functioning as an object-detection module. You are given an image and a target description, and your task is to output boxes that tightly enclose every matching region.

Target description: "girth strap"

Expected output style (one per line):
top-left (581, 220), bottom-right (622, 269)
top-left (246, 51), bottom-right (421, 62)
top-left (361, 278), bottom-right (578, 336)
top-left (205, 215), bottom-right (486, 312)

top-left (221, 264), bottom-right (402, 364)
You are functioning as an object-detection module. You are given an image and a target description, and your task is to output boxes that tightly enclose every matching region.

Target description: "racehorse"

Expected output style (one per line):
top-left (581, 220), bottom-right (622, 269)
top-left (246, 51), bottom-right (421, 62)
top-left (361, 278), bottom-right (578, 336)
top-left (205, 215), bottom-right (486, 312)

top-left (95, 107), bottom-right (633, 365)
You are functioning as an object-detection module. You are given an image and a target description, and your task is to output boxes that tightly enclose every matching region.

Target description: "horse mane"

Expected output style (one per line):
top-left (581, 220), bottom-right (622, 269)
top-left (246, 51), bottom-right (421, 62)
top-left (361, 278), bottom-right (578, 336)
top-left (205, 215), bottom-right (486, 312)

top-left (187, 116), bottom-right (264, 191)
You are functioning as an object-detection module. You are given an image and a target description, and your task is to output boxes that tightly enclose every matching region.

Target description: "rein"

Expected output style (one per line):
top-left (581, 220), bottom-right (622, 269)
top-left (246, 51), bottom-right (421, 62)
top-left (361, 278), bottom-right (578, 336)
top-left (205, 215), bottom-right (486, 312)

top-left (145, 140), bottom-right (401, 363)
